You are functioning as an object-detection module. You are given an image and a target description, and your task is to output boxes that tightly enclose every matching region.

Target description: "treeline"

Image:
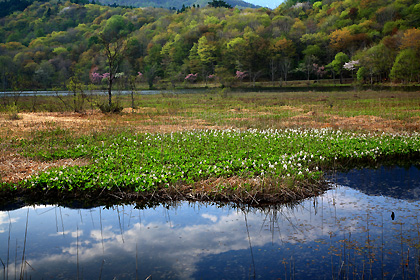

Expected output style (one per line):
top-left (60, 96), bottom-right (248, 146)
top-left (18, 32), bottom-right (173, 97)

top-left (96, 0), bottom-right (257, 10)
top-left (0, 0), bottom-right (133, 18)
top-left (1, 0), bottom-right (420, 92)
top-left (0, 0), bottom-right (35, 18)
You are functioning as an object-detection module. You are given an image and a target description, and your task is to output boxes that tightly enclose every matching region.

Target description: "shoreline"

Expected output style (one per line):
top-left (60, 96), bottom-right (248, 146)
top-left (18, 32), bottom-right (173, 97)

top-left (0, 175), bottom-right (330, 210)
top-left (2, 151), bottom-right (419, 210)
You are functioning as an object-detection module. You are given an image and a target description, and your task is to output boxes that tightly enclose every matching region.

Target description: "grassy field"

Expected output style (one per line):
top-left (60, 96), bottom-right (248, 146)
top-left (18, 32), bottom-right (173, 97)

top-left (1, 90), bottom-right (420, 206)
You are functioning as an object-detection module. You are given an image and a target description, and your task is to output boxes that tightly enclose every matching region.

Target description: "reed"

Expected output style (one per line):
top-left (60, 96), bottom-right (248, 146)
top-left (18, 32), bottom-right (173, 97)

top-left (19, 208), bottom-right (29, 280)
top-left (76, 225), bottom-right (79, 280)
top-left (0, 258), bottom-right (4, 280)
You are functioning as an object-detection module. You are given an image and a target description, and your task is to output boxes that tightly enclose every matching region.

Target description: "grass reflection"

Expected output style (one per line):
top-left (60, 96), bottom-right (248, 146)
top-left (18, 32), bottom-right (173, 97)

top-left (1, 169), bottom-right (420, 279)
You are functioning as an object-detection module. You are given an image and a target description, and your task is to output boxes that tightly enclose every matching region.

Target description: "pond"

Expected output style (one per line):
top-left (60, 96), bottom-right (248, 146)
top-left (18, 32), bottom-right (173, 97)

top-left (1, 85), bottom-right (419, 97)
top-left (1, 165), bottom-right (420, 279)
top-left (0, 88), bottom-right (211, 97)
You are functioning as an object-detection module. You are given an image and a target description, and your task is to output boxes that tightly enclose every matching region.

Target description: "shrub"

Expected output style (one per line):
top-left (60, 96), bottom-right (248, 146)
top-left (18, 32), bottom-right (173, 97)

top-left (7, 104), bottom-right (21, 120)
top-left (97, 102), bottom-right (123, 113)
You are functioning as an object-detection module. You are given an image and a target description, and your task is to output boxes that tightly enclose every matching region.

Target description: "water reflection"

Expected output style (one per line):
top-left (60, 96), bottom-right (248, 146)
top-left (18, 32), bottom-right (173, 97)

top-left (1, 166), bottom-right (420, 279)
top-left (332, 165), bottom-right (420, 201)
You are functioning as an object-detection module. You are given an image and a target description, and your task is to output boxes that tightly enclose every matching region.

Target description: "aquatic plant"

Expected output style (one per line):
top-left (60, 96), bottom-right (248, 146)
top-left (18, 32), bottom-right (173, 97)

top-left (9, 128), bottom-right (419, 203)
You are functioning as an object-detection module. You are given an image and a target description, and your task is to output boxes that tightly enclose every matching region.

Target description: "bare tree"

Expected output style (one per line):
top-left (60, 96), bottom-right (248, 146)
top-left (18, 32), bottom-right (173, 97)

top-left (100, 37), bottom-right (128, 106)
top-left (98, 15), bottom-right (131, 107)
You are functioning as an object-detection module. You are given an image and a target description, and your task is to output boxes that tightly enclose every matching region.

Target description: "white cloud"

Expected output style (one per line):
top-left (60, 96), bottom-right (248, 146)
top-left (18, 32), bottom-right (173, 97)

top-left (0, 212), bottom-right (18, 233)
top-left (3, 186), bottom-right (418, 279)
top-left (201, 213), bottom-right (218, 222)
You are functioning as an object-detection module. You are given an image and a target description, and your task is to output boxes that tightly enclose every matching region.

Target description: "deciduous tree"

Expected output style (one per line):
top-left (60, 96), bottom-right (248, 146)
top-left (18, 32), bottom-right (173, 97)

top-left (273, 38), bottom-right (295, 83)
top-left (98, 15), bottom-right (131, 106)
top-left (197, 35), bottom-right (218, 83)
top-left (400, 28), bottom-right (420, 53)
top-left (390, 49), bottom-right (420, 83)
top-left (329, 28), bottom-right (353, 53)
top-left (328, 52), bottom-right (349, 84)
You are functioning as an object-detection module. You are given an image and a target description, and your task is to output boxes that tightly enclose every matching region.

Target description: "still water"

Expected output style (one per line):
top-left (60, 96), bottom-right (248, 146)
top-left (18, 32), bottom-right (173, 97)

top-left (1, 166), bottom-right (420, 279)
top-left (0, 88), bottom-right (210, 97)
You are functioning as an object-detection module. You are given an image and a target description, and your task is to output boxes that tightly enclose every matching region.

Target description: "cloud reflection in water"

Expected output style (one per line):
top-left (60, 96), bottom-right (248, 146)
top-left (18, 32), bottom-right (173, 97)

top-left (1, 180), bottom-right (420, 279)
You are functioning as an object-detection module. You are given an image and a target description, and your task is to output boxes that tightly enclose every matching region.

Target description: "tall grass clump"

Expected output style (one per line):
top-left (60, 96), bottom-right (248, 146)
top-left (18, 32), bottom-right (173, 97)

top-left (7, 104), bottom-right (21, 120)
top-left (97, 102), bottom-right (123, 113)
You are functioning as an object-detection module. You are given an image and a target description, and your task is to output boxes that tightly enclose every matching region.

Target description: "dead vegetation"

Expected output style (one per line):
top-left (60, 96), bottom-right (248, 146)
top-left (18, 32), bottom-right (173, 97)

top-left (0, 152), bottom-right (90, 183)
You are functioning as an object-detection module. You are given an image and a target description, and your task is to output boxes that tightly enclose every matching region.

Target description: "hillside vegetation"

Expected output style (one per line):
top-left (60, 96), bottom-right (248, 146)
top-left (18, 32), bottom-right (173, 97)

top-left (0, 0), bottom-right (420, 92)
top-left (96, 0), bottom-right (259, 9)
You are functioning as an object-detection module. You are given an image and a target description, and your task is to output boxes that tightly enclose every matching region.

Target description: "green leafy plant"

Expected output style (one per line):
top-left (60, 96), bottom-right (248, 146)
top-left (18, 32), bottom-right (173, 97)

top-left (7, 104), bottom-right (21, 120)
top-left (15, 129), bottom-right (420, 198)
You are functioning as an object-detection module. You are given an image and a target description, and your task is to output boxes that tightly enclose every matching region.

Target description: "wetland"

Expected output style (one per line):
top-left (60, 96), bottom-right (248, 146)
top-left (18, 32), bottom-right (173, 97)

top-left (1, 89), bottom-right (420, 278)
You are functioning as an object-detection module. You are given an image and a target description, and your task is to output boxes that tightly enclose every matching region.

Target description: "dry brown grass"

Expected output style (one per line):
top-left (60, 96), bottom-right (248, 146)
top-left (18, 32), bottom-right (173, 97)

top-left (284, 112), bottom-right (408, 132)
top-left (0, 110), bottom-right (230, 137)
top-left (0, 151), bottom-right (90, 183)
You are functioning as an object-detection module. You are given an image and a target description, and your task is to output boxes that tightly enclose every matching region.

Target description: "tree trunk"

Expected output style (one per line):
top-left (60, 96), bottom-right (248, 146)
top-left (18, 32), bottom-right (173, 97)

top-left (108, 78), bottom-right (112, 106)
top-left (74, 91), bottom-right (77, 112)
top-left (307, 66), bottom-right (310, 82)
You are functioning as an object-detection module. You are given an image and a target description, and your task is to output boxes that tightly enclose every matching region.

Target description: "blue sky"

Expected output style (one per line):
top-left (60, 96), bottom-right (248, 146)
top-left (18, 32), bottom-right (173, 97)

top-left (244, 0), bottom-right (283, 9)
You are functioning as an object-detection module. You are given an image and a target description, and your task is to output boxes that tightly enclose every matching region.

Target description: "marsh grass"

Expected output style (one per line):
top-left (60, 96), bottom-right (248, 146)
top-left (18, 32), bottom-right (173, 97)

top-left (1, 90), bottom-right (420, 205)
top-left (2, 90), bottom-right (419, 138)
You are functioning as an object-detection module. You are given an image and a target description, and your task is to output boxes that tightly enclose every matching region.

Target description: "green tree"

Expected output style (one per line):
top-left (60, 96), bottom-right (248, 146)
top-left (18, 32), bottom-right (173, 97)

top-left (208, 0), bottom-right (232, 8)
top-left (0, 55), bottom-right (15, 93)
top-left (273, 38), bottom-right (295, 84)
top-left (34, 60), bottom-right (55, 88)
top-left (390, 49), bottom-right (420, 83)
top-left (357, 66), bottom-right (368, 84)
top-left (161, 34), bottom-right (189, 80)
top-left (226, 30), bottom-right (269, 86)
top-left (356, 43), bottom-right (395, 83)
top-left (197, 36), bottom-right (218, 83)
top-left (328, 52), bottom-right (349, 84)
top-left (188, 43), bottom-right (201, 74)
top-left (302, 44), bottom-right (322, 81)
top-left (145, 64), bottom-right (160, 89)
top-left (144, 43), bottom-right (163, 89)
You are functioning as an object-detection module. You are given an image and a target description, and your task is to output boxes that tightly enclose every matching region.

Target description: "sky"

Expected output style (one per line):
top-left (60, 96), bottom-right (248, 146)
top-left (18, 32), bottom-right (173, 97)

top-left (244, 0), bottom-right (283, 9)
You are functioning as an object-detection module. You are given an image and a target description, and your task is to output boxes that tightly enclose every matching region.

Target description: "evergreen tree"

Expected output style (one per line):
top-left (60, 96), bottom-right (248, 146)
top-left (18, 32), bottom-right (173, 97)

top-left (208, 0), bottom-right (232, 8)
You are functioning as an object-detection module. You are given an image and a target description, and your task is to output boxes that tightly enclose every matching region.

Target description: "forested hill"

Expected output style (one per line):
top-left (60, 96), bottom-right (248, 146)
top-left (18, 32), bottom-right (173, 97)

top-left (0, 0), bottom-right (420, 91)
top-left (0, 0), bottom-right (258, 17)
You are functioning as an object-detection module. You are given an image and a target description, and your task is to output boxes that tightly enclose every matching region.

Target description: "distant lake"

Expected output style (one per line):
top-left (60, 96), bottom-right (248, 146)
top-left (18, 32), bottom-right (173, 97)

top-left (1, 165), bottom-right (420, 279)
top-left (1, 85), bottom-right (418, 98)
top-left (0, 88), bottom-right (211, 97)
